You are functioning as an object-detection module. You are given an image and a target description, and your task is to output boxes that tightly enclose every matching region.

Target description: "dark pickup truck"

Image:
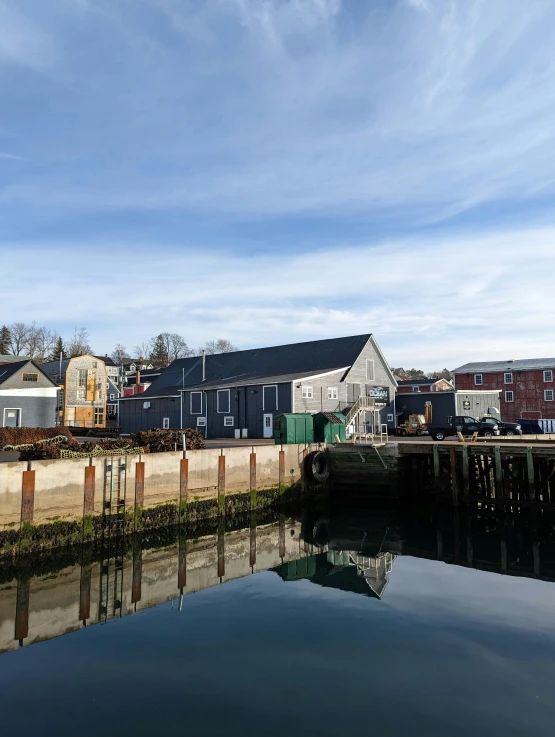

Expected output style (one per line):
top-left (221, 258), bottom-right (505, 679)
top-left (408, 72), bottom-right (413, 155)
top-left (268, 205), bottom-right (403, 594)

top-left (428, 416), bottom-right (500, 441)
top-left (479, 416), bottom-right (522, 436)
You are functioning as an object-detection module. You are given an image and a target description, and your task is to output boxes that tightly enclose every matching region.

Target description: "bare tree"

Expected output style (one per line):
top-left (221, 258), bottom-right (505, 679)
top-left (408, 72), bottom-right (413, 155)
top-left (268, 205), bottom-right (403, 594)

top-left (149, 332), bottom-right (193, 365)
top-left (111, 343), bottom-right (127, 365)
top-left (133, 341), bottom-right (152, 361)
top-left (27, 323), bottom-right (58, 362)
top-left (201, 339), bottom-right (239, 355)
top-left (8, 322), bottom-right (30, 355)
top-left (66, 327), bottom-right (93, 357)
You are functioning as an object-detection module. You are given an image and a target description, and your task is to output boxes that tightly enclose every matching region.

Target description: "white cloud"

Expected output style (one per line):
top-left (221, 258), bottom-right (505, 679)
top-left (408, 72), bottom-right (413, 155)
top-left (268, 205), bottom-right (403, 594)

top-left (2, 225), bottom-right (554, 368)
top-left (0, 2), bottom-right (54, 69)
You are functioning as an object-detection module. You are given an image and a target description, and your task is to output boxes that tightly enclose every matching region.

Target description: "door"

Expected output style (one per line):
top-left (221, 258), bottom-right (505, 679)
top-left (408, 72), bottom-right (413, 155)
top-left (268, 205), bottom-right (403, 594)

top-left (4, 409), bottom-right (20, 427)
top-left (347, 383), bottom-right (361, 404)
top-left (263, 413), bottom-right (273, 438)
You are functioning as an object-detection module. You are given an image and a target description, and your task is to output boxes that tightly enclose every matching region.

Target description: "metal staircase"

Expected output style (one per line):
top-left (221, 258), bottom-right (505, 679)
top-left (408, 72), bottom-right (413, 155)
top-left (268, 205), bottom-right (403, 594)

top-left (342, 396), bottom-right (388, 444)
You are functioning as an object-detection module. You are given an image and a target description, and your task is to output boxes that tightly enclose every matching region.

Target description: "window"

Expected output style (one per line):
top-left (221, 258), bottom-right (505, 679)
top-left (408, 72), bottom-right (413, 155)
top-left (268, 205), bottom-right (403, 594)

top-left (504, 373), bottom-right (513, 384)
top-left (544, 370), bottom-right (553, 383)
top-left (76, 389), bottom-right (86, 400)
top-left (96, 389), bottom-right (103, 400)
top-left (94, 408), bottom-right (104, 425)
top-left (197, 417), bottom-right (206, 427)
top-left (58, 388), bottom-right (64, 411)
top-left (77, 369), bottom-right (87, 387)
top-left (505, 391), bottom-right (514, 402)
top-left (224, 416), bottom-right (234, 426)
top-left (92, 361), bottom-right (97, 368)
top-left (545, 389), bottom-right (554, 402)
top-left (162, 417), bottom-right (170, 429)
top-left (263, 385), bottom-right (278, 411)
top-left (327, 387), bottom-right (338, 400)
top-left (366, 359), bottom-right (375, 381)
top-left (22, 372), bottom-right (38, 382)
top-left (190, 392), bottom-right (203, 414)
top-left (217, 389), bottom-right (230, 414)
top-left (474, 374), bottom-right (483, 385)
top-left (412, 386), bottom-right (420, 393)
top-left (387, 413), bottom-right (394, 422)
top-left (109, 393), bottom-right (115, 400)
top-left (302, 386), bottom-right (313, 399)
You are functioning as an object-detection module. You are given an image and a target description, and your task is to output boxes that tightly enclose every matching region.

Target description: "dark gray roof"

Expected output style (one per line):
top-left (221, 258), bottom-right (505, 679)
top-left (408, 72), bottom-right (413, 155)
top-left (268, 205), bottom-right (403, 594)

top-left (181, 367), bottom-right (349, 393)
top-left (0, 360), bottom-right (57, 387)
top-left (453, 358), bottom-right (555, 373)
top-left (397, 378), bottom-right (451, 386)
top-left (40, 358), bottom-right (71, 384)
top-left (135, 334), bottom-right (372, 399)
top-left (0, 354), bottom-right (28, 364)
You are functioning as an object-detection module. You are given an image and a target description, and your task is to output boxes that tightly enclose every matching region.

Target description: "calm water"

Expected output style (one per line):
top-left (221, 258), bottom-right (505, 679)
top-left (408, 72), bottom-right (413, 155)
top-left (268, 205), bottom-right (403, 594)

top-left (1, 503), bottom-right (555, 736)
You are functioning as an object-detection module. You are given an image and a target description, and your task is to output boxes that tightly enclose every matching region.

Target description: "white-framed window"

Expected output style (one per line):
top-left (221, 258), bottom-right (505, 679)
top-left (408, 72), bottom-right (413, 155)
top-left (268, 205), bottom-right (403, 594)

top-left (162, 417), bottom-right (170, 429)
top-left (327, 387), bottom-right (338, 400)
top-left (197, 417), bottom-right (206, 426)
top-left (263, 385), bottom-right (278, 411)
top-left (190, 391), bottom-right (203, 414)
top-left (109, 393), bottom-right (115, 400)
top-left (504, 373), bottom-right (513, 384)
top-left (76, 389), bottom-right (86, 400)
top-left (544, 370), bottom-right (553, 383)
top-left (412, 386), bottom-right (420, 393)
top-left (366, 359), bottom-right (375, 381)
top-left (77, 369), bottom-right (87, 387)
top-left (545, 389), bottom-right (554, 402)
top-left (474, 374), bottom-right (483, 385)
top-left (302, 386), bottom-right (313, 399)
top-left (224, 416), bottom-right (234, 426)
top-left (387, 413), bottom-right (394, 422)
top-left (505, 390), bottom-right (514, 402)
top-left (217, 389), bottom-right (230, 414)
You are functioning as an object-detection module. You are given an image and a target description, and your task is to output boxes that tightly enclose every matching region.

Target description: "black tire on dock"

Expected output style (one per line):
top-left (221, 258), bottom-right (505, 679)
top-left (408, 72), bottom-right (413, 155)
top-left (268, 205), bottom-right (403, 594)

top-left (305, 451), bottom-right (331, 483)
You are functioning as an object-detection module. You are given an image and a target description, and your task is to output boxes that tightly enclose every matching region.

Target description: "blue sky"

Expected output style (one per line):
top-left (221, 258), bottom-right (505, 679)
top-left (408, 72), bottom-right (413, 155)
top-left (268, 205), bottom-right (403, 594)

top-left (1, 0), bottom-right (555, 368)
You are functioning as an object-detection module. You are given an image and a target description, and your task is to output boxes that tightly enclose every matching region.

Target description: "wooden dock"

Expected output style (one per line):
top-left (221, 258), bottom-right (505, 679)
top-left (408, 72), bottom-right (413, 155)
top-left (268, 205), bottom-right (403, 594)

top-left (329, 440), bottom-right (555, 507)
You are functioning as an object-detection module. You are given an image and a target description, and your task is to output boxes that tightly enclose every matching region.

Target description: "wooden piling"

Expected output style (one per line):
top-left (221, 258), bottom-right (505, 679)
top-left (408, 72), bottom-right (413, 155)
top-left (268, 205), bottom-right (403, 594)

top-left (21, 470), bottom-right (35, 524)
top-left (135, 461), bottom-right (145, 507)
top-left (461, 446), bottom-right (470, 497)
top-left (526, 448), bottom-right (535, 502)
top-left (180, 458), bottom-right (188, 503)
top-left (132, 548), bottom-right (142, 604)
top-left (494, 446), bottom-right (503, 502)
top-left (218, 454), bottom-right (225, 515)
top-left (14, 579), bottom-right (30, 643)
top-left (249, 452), bottom-right (257, 509)
top-left (449, 448), bottom-right (458, 503)
top-left (217, 522), bottom-right (225, 579)
top-left (79, 564), bottom-right (92, 622)
top-left (84, 465), bottom-right (96, 515)
top-left (279, 449), bottom-right (285, 493)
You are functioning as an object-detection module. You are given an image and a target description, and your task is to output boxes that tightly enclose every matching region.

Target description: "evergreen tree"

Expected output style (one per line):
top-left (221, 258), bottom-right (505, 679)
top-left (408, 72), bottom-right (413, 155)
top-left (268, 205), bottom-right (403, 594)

top-left (49, 336), bottom-right (65, 361)
top-left (149, 334), bottom-right (169, 365)
top-left (0, 325), bottom-right (11, 355)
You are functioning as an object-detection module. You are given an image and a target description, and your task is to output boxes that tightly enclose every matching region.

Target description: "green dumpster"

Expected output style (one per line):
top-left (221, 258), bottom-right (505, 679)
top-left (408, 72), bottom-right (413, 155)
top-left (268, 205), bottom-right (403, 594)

top-left (313, 412), bottom-right (347, 443)
top-left (274, 413), bottom-right (314, 444)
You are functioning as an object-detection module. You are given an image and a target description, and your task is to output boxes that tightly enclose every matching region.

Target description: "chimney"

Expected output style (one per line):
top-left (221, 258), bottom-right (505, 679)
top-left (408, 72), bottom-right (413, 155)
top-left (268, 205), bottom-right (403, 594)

top-left (202, 350), bottom-right (206, 382)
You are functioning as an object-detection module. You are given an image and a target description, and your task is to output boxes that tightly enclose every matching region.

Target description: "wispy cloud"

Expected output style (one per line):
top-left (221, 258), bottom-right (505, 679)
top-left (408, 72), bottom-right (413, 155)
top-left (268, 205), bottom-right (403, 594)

top-left (2, 225), bottom-right (554, 368)
top-left (0, 2), bottom-right (54, 69)
top-left (0, 152), bottom-right (25, 160)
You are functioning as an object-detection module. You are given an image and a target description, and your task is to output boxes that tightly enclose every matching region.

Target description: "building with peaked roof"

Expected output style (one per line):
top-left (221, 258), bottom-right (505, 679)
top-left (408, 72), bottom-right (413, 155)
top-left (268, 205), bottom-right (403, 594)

top-left (119, 334), bottom-right (397, 438)
top-left (40, 354), bottom-right (108, 428)
top-left (453, 357), bottom-right (555, 423)
top-left (0, 360), bottom-right (59, 428)
top-left (396, 378), bottom-right (453, 394)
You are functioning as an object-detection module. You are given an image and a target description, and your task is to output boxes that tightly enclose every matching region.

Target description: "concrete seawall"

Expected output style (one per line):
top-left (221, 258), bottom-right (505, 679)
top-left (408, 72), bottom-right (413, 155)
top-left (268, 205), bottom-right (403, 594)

top-left (0, 443), bottom-right (324, 550)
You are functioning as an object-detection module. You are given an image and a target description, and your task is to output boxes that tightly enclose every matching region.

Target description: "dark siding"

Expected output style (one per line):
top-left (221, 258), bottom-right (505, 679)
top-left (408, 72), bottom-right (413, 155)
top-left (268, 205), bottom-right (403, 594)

top-left (395, 393), bottom-right (457, 424)
top-left (119, 397), bottom-right (181, 434)
top-left (182, 383), bottom-right (292, 439)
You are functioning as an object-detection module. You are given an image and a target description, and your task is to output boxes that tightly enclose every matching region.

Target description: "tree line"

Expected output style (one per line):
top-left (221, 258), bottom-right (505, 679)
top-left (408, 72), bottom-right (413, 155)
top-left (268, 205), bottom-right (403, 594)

top-left (391, 367), bottom-right (453, 381)
top-left (0, 323), bottom-right (238, 367)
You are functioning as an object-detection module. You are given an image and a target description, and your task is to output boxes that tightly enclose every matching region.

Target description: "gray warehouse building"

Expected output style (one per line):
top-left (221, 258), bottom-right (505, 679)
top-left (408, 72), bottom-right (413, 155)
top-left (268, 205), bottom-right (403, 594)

top-left (119, 334), bottom-right (397, 439)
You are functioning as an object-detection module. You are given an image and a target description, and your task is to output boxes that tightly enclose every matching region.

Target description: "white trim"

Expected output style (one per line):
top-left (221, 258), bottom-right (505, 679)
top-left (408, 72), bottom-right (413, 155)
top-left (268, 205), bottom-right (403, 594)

top-left (327, 386), bottom-right (338, 400)
top-left (224, 416), bottom-right (234, 426)
top-left (366, 359), bottom-right (375, 381)
top-left (262, 384), bottom-right (278, 411)
top-left (197, 416), bottom-right (206, 427)
top-left (119, 394), bottom-right (179, 401)
top-left (3, 408), bottom-right (22, 427)
top-left (291, 381), bottom-right (295, 413)
top-left (474, 374), bottom-right (483, 385)
top-left (0, 387), bottom-right (59, 397)
top-left (544, 370), bottom-right (553, 383)
top-left (545, 389), bottom-right (554, 402)
top-left (162, 417), bottom-right (170, 429)
top-left (505, 390), bottom-right (514, 402)
top-left (289, 367), bottom-right (350, 382)
top-left (301, 386), bottom-right (313, 399)
top-left (190, 391), bottom-right (203, 414)
top-left (217, 388), bottom-right (231, 414)
top-left (504, 373), bottom-right (513, 384)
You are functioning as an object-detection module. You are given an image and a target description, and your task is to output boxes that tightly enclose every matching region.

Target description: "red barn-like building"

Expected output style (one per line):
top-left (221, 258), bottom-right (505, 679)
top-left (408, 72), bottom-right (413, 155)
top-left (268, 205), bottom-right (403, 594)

top-left (452, 359), bottom-right (555, 422)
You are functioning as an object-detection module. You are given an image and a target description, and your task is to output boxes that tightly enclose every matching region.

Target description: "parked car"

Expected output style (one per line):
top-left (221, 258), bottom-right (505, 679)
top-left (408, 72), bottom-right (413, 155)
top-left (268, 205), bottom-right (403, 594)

top-left (518, 419), bottom-right (555, 434)
top-left (428, 415), bottom-right (500, 441)
top-left (480, 416), bottom-right (522, 436)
